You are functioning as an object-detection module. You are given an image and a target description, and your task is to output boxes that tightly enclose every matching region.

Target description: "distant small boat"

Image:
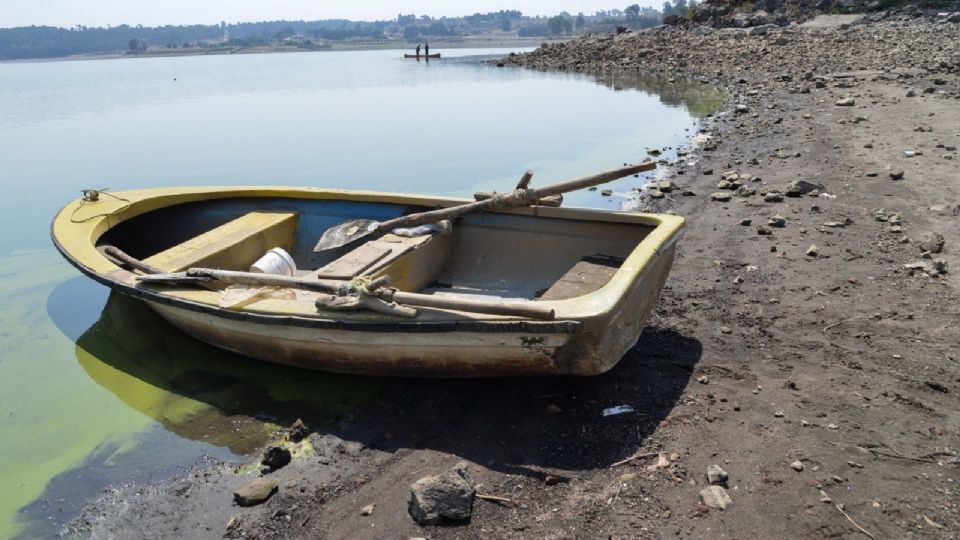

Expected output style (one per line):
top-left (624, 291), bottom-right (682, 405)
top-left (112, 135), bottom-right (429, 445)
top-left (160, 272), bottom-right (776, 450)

top-left (404, 53), bottom-right (441, 59)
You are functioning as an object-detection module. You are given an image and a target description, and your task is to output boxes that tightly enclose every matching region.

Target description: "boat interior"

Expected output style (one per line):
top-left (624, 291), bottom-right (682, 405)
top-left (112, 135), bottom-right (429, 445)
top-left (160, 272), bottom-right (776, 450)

top-left (97, 197), bottom-right (657, 303)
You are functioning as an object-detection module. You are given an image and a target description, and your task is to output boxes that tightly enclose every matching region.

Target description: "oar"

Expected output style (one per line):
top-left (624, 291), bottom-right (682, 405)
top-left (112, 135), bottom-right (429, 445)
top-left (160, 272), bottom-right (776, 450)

top-left (313, 161), bottom-right (656, 252)
top-left (137, 268), bottom-right (556, 320)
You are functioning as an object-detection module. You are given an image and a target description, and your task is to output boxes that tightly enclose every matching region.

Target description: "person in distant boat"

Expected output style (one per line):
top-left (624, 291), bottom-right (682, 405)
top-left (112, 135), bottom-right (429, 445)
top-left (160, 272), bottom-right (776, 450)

top-left (415, 44), bottom-right (421, 57)
top-left (425, 42), bottom-right (429, 56)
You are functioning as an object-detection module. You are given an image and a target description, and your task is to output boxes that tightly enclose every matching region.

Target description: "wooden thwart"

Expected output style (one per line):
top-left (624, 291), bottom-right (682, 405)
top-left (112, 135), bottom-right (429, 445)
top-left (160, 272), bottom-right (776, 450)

top-left (144, 211), bottom-right (298, 272)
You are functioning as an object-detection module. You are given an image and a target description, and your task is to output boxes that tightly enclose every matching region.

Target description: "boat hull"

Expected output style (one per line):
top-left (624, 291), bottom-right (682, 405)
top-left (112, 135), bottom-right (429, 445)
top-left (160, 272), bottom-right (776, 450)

top-left (404, 53), bottom-right (440, 59)
top-left (143, 246), bottom-right (674, 376)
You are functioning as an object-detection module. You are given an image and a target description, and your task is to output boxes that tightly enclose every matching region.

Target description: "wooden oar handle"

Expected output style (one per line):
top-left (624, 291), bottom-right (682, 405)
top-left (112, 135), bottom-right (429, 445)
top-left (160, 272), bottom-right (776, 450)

top-left (377, 161), bottom-right (655, 232)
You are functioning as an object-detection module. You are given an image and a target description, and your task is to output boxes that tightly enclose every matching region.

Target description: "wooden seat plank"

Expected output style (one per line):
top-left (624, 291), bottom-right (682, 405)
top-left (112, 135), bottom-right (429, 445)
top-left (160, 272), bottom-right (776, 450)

top-left (538, 254), bottom-right (622, 300)
top-left (144, 211), bottom-right (298, 272)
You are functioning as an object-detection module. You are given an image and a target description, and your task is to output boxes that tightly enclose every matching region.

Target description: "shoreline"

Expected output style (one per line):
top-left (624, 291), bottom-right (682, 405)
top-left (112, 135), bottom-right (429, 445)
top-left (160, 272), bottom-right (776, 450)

top-left (59, 13), bottom-right (960, 539)
top-left (0, 37), bottom-right (564, 64)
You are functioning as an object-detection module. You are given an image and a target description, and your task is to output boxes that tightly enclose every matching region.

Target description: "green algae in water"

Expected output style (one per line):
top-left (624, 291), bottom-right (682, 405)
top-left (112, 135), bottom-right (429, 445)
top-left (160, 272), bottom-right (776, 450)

top-left (0, 251), bottom-right (154, 539)
top-left (1, 250), bottom-right (378, 538)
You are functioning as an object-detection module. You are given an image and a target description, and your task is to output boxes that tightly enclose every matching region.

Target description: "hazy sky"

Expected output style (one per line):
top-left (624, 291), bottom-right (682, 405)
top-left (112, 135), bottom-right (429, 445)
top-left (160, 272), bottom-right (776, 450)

top-left (0, 1), bottom-right (662, 28)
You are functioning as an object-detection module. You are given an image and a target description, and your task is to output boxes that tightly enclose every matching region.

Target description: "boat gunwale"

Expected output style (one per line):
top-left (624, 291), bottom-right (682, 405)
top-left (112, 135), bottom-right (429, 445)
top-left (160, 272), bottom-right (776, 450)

top-left (51, 186), bottom-right (684, 329)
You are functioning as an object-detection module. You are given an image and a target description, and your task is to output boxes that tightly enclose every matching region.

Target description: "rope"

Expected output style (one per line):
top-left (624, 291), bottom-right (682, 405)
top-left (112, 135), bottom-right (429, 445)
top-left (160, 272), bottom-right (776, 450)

top-left (70, 188), bottom-right (132, 223)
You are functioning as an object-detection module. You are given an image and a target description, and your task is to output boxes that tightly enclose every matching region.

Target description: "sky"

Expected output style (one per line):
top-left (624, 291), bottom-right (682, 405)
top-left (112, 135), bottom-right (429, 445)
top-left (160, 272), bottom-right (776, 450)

top-left (0, 1), bottom-right (663, 28)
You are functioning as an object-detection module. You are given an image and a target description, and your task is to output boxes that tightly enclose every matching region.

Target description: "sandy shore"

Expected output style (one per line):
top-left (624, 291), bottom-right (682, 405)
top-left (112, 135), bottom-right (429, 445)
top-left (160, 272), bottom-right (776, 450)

top-left (71, 14), bottom-right (959, 539)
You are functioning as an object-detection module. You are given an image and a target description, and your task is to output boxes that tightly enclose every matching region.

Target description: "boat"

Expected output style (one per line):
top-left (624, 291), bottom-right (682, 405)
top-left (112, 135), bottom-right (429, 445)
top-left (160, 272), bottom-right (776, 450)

top-left (51, 185), bottom-right (683, 377)
top-left (404, 53), bottom-right (441, 59)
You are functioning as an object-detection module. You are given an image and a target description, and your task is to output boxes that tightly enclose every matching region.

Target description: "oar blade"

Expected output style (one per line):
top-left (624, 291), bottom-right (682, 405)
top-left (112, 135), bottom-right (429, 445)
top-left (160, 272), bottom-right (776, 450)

top-left (313, 219), bottom-right (380, 252)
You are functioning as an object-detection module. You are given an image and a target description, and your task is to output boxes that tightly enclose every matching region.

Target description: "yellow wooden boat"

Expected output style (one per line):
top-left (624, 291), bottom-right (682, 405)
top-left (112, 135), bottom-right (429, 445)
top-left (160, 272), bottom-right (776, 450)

top-left (51, 186), bottom-right (683, 376)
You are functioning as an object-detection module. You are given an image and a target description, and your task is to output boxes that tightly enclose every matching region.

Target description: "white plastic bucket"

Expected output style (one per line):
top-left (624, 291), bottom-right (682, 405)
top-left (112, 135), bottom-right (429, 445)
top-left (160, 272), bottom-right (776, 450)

top-left (249, 247), bottom-right (297, 276)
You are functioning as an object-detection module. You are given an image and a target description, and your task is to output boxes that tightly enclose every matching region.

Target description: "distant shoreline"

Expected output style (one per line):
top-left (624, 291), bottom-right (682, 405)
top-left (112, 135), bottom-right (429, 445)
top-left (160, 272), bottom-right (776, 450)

top-left (1, 37), bottom-right (565, 64)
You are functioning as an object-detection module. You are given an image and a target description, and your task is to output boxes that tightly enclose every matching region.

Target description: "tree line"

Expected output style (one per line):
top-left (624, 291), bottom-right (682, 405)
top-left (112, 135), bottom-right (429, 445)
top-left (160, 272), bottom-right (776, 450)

top-left (0, 6), bottom-right (684, 60)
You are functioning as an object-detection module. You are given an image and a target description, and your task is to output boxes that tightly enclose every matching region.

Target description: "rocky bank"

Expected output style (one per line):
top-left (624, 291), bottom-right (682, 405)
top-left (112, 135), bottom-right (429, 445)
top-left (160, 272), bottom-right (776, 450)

top-left (71, 13), bottom-right (959, 540)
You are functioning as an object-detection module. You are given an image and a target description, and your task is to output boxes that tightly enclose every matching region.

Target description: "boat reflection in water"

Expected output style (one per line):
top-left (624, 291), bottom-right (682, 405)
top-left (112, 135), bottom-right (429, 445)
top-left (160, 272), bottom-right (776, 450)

top-left (75, 293), bottom-right (378, 455)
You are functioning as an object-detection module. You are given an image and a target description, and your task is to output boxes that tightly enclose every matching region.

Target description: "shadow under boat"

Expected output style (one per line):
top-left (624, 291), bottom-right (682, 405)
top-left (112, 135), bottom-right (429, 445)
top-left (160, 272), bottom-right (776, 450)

top-left (73, 291), bottom-right (379, 456)
top-left (71, 287), bottom-right (703, 475)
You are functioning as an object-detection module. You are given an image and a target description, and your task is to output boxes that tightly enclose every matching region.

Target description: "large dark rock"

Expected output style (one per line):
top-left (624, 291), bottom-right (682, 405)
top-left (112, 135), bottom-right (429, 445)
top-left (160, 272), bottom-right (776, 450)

top-left (288, 418), bottom-right (309, 442)
top-left (408, 461), bottom-right (475, 525)
top-left (261, 445), bottom-right (292, 471)
top-left (786, 180), bottom-right (823, 197)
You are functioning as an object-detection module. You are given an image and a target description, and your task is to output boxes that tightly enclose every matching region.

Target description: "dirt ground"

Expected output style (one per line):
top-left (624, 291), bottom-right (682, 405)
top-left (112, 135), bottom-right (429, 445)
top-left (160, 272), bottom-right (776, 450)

top-left (74, 16), bottom-right (959, 540)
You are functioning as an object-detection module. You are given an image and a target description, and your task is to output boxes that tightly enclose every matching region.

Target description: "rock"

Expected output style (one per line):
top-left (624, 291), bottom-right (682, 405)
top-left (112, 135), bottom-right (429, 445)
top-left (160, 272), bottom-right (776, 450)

top-left (763, 191), bottom-right (785, 203)
top-left (736, 186), bottom-right (757, 197)
top-left (361, 503), bottom-right (376, 516)
top-left (790, 460), bottom-right (805, 472)
top-left (697, 375), bottom-right (710, 384)
top-left (692, 25), bottom-right (715, 36)
top-left (601, 189), bottom-right (613, 196)
top-left (740, 218), bottom-right (752, 226)
top-left (288, 418), bottom-right (309, 442)
top-left (786, 180), bottom-right (822, 197)
top-left (711, 192), bottom-right (732, 202)
top-left (649, 189), bottom-right (665, 199)
top-left (735, 104), bottom-right (749, 114)
top-left (835, 97), bottom-right (856, 106)
top-left (409, 461), bottom-right (475, 525)
top-left (731, 12), bottom-right (751, 27)
top-left (806, 244), bottom-right (818, 257)
top-left (706, 464), bottom-right (728, 485)
top-left (717, 180), bottom-right (732, 189)
top-left (948, 12), bottom-right (960, 23)
top-left (699, 485), bottom-right (732, 510)
top-left (262, 445), bottom-right (292, 471)
top-left (889, 170), bottom-right (905, 180)
top-left (918, 232), bottom-right (944, 254)
top-left (749, 24), bottom-right (778, 36)
top-left (647, 148), bottom-right (662, 156)
top-left (910, 259), bottom-right (948, 277)
top-left (545, 403), bottom-right (562, 413)
top-left (234, 477), bottom-right (278, 507)
top-left (658, 180), bottom-right (676, 193)
top-left (768, 215), bottom-right (786, 227)
top-left (757, 225), bottom-right (772, 235)
top-left (719, 326), bottom-right (733, 334)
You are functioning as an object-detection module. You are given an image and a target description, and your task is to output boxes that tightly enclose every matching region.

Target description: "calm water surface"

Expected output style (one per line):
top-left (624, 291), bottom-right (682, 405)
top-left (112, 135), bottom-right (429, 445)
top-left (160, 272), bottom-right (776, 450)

top-left (0, 47), bottom-right (723, 537)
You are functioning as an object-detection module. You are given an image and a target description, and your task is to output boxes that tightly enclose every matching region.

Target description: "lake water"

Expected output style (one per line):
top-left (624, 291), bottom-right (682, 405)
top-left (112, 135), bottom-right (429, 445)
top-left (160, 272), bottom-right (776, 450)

top-left (0, 47), bottom-right (723, 537)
